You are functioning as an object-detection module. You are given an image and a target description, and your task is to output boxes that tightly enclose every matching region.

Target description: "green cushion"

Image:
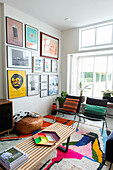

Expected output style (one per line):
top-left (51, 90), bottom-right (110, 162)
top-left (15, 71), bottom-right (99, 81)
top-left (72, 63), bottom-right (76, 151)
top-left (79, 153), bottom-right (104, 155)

top-left (84, 104), bottom-right (107, 118)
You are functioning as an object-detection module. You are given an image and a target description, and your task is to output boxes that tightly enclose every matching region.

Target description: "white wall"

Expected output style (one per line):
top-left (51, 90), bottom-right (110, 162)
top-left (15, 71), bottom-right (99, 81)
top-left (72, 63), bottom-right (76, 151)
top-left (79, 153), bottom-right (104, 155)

top-left (61, 28), bottom-right (79, 91)
top-left (2, 4), bottom-right (61, 115)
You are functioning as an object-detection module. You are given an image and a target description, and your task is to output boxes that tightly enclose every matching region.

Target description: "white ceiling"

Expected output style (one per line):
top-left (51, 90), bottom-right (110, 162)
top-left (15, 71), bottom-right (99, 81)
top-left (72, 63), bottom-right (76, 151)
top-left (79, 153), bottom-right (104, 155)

top-left (1, 0), bottom-right (113, 31)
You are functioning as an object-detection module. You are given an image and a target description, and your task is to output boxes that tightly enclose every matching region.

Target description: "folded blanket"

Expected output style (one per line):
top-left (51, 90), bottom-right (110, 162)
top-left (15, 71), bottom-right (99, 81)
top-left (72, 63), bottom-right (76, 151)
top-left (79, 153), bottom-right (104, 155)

top-left (13, 112), bottom-right (39, 126)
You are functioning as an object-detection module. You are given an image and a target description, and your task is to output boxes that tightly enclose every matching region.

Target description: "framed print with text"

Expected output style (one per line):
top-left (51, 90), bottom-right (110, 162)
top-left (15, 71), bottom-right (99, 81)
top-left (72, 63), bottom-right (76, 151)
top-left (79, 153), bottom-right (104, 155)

top-left (7, 46), bottom-right (32, 69)
top-left (27, 74), bottom-right (39, 96)
top-left (8, 70), bottom-right (26, 99)
top-left (40, 32), bottom-right (59, 59)
top-left (44, 58), bottom-right (51, 72)
top-left (25, 24), bottom-right (38, 50)
top-left (32, 57), bottom-right (43, 73)
top-left (49, 75), bottom-right (58, 95)
top-left (6, 17), bottom-right (23, 47)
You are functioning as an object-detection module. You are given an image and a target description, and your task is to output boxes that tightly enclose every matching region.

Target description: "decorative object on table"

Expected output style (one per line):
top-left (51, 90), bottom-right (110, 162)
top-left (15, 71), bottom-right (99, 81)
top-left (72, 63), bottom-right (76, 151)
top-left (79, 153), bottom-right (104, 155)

top-left (44, 58), bottom-right (51, 72)
top-left (6, 17), bottom-right (23, 47)
top-left (51, 103), bottom-right (57, 115)
top-left (27, 74), bottom-right (39, 96)
top-left (49, 75), bottom-right (58, 96)
top-left (25, 24), bottom-right (38, 50)
top-left (33, 131), bottom-right (60, 146)
top-left (14, 113), bottom-right (43, 135)
top-left (40, 32), bottom-right (59, 59)
top-left (78, 81), bottom-right (91, 103)
top-left (7, 70), bottom-right (26, 99)
top-left (55, 91), bottom-right (68, 108)
top-left (32, 57), bottom-right (43, 73)
top-left (51, 60), bottom-right (58, 73)
top-left (0, 146), bottom-right (28, 170)
top-left (7, 46), bottom-right (32, 69)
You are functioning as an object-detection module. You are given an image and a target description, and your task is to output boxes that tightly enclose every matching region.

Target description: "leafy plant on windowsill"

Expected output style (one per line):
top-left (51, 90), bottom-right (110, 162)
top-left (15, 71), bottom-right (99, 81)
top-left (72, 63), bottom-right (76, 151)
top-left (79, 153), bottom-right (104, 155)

top-left (101, 90), bottom-right (113, 98)
top-left (55, 91), bottom-right (68, 108)
top-left (78, 82), bottom-right (91, 96)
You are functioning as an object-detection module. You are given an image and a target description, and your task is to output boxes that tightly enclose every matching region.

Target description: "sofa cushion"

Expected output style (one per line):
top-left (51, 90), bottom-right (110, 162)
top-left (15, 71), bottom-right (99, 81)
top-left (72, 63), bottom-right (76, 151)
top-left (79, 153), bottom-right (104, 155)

top-left (62, 98), bottom-right (79, 113)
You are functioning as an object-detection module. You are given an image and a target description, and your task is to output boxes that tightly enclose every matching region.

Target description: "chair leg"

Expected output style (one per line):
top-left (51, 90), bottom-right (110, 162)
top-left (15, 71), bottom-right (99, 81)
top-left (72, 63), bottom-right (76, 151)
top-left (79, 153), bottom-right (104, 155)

top-left (76, 116), bottom-right (80, 130)
top-left (105, 118), bottom-right (108, 128)
top-left (72, 115), bottom-right (76, 127)
top-left (101, 121), bottom-right (104, 136)
top-left (54, 111), bottom-right (58, 122)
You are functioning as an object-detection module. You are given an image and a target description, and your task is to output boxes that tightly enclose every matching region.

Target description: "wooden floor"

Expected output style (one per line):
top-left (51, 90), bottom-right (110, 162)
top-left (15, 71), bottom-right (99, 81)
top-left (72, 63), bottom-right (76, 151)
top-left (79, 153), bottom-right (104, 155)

top-left (16, 122), bottom-right (76, 170)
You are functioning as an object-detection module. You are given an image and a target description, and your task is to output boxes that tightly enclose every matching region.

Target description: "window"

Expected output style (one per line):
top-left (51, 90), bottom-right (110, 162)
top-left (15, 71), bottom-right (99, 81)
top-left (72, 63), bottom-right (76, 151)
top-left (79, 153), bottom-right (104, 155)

top-left (68, 54), bottom-right (113, 98)
top-left (80, 22), bottom-right (113, 50)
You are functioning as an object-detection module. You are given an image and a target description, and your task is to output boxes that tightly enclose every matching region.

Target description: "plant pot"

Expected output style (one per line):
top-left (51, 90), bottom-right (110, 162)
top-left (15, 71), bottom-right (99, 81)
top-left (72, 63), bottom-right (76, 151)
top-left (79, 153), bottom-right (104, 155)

top-left (59, 101), bottom-right (64, 108)
top-left (81, 96), bottom-right (85, 103)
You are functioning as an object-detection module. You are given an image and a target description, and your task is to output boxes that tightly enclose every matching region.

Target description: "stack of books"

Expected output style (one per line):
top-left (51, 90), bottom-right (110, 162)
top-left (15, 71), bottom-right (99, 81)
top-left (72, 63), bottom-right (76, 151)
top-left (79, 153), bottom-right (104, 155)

top-left (0, 146), bottom-right (28, 170)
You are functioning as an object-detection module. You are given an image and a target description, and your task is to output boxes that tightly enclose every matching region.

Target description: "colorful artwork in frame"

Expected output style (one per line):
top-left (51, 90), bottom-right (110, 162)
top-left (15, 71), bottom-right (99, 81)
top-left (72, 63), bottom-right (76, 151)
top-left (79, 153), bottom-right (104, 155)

top-left (44, 58), bottom-right (51, 72)
top-left (6, 17), bottom-right (23, 47)
top-left (7, 46), bottom-right (32, 69)
top-left (8, 70), bottom-right (26, 99)
top-left (51, 60), bottom-right (58, 73)
top-left (25, 24), bottom-right (38, 50)
top-left (32, 57), bottom-right (43, 73)
top-left (49, 75), bottom-right (58, 95)
top-left (40, 32), bottom-right (59, 59)
top-left (27, 74), bottom-right (39, 96)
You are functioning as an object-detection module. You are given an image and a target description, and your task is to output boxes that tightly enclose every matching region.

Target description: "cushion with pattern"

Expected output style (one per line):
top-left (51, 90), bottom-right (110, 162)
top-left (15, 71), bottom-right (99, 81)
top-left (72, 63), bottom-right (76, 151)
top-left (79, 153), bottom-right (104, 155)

top-left (62, 98), bottom-right (79, 113)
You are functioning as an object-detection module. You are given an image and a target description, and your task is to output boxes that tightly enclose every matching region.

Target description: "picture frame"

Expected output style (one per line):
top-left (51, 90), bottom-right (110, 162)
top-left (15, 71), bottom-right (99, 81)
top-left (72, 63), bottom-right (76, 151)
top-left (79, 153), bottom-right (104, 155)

top-left (49, 75), bottom-right (58, 96)
top-left (40, 32), bottom-right (59, 59)
top-left (7, 70), bottom-right (26, 99)
top-left (40, 75), bottom-right (48, 82)
top-left (27, 74), bottom-right (39, 96)
top-left (7, 46), bottom-right (32, 69)
top-left (40, 90), bottom-right (48, 98)
top-left (40, 82), bottom-right (48, 90)
top-left (44, 58), bottom-right (51, 72)
top-left (6, 17), bottom-right (23, 47)
top-left (51, 60), bottom-right (58, 73)
top-left (25, 24), bottom-right (38, 50)
top-left (32, 57), bottom-right (43, 73)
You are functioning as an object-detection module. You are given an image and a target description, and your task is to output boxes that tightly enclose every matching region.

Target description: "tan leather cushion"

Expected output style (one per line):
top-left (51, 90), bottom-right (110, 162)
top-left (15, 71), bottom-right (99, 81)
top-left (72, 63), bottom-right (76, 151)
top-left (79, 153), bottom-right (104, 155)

top-left (15, 115), bottom-right (43, 135)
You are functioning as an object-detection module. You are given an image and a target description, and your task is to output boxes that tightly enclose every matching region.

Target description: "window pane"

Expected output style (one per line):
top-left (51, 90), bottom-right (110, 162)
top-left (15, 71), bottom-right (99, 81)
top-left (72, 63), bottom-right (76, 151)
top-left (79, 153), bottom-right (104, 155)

top-left (96, 25), bottom-right (112, 45)
top-left (93, 56), bottom-right (107, 97)
top-left (81, 29), bottom-right (95, 47)
top-left (107, 56), bottom-right (113, 90)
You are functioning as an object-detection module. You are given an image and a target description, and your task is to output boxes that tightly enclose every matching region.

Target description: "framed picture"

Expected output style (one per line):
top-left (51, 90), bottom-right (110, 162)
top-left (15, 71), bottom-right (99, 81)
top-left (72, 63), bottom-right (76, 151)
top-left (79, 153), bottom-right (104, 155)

top-left (40, 90), bottom-right (48, 98)
top-left (44, 58), bottom-right (51, 72)
top-left (25, 24), bottom-right (38, 50)
top-left (6, 17), bottom-right (23, 47)
top-left (51, 60), bottom-right (58, 73)
top-left (7, 70), bottom-right (26, 99)
top-left (7, 46), bottom-right (32, 69)
top-left (40, 32), bottom-right (59, 59)
top-left (32, 57), bottom-right (43, 73)
top-left (49, 75), bottom-right (58, 96)
top-left (27, 74), bottom-right (39, 96)
top-left (40, 82), bottom-right (48, 90)
top-left (40, 75), bottom-right (48, 82)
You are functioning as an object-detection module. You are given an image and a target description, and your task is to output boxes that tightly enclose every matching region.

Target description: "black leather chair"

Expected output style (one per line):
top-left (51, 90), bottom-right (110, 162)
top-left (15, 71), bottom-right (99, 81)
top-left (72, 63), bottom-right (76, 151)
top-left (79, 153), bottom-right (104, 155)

top-left (54, 95), bottom-right (82, 127)
top-left (76, 97), bottom-right (108, 135)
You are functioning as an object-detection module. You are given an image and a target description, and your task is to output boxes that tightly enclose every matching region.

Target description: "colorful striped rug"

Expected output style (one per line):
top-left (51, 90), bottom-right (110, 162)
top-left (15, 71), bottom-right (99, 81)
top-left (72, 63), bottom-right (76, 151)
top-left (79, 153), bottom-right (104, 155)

top-left (0, 115), bottom-right (75, 141)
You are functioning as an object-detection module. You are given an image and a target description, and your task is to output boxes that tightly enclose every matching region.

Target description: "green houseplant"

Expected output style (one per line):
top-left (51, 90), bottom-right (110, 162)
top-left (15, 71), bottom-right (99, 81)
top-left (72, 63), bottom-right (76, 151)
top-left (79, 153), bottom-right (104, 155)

top-left (101, 90), bottom-right (113, 98)
top-left (56, 91), bottom-right (68, 108)
top-left (78, 82), bottom-right (91, 102)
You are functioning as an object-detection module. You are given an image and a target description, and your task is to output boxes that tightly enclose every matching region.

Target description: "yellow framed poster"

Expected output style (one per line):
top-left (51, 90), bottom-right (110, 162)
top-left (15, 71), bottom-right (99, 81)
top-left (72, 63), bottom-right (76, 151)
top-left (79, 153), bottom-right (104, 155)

top-left (8, 70), bottom-right (26, 99)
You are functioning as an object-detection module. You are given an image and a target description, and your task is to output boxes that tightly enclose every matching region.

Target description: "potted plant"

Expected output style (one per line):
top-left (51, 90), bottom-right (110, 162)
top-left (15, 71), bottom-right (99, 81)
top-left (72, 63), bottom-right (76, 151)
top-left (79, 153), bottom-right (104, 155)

top-left (56, 91), bottom-right (68, 108)
top-left (78, 82), bottom-right (91, 103)
top-left (102, 90), bottom-right (113, 102)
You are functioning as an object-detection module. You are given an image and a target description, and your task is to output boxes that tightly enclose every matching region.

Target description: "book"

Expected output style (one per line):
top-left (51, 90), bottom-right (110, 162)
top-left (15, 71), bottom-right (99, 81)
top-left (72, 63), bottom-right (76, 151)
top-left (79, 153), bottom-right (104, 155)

top-left (0, 146), bottom-right (28, 170)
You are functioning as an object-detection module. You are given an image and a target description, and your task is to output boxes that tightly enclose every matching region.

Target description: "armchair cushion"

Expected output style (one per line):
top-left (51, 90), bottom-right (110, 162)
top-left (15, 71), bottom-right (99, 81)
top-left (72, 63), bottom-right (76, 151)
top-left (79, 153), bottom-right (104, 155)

top-left (84, 104), bottom-right (107, 118)
top-left (62, 98), bottom-right (79, 113)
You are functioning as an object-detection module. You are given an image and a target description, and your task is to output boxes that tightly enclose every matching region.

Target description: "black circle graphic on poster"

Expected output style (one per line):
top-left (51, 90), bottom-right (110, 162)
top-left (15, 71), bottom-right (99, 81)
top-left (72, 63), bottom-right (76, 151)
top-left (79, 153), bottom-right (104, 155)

top-left (11, 74), bottom-right (23, 90)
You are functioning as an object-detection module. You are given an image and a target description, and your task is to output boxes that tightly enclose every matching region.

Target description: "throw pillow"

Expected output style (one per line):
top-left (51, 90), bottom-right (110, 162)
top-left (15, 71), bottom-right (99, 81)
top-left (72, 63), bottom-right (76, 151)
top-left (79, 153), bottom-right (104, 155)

top-left (84, 104), bottom-right (107, 118)
top-left (62, 98), bottom-right (79, 112)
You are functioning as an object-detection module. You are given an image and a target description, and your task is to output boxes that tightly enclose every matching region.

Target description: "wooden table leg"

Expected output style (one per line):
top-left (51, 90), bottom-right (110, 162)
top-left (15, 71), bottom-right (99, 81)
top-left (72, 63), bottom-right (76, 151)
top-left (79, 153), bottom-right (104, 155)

top-left (57, 136), bottom-right (70, 153)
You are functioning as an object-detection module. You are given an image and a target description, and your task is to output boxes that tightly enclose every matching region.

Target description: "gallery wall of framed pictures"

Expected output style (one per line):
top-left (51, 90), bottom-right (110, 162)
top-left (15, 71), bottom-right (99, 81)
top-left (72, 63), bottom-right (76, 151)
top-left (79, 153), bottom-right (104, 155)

top-left (5, 16), bottom-right (59, 99)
